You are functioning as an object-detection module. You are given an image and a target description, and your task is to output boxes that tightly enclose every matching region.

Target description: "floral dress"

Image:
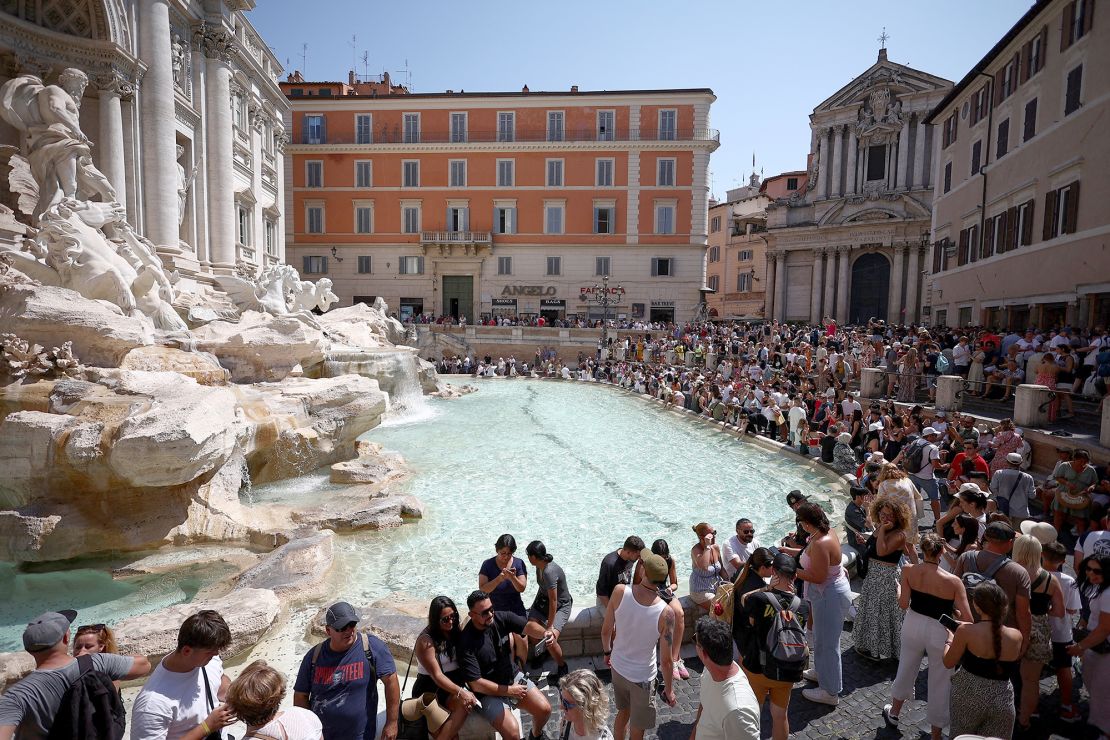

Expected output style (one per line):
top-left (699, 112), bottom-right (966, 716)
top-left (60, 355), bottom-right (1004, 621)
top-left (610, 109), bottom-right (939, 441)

top-left (988, 429), bottom-right (1022, 475)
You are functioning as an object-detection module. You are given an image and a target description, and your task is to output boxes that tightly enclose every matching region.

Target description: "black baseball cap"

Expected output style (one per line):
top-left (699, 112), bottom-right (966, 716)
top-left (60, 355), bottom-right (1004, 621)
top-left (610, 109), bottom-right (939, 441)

top-left (325, 602), bottom-right (360, 630)
top-left (786, 490), bottom-right (807, 506)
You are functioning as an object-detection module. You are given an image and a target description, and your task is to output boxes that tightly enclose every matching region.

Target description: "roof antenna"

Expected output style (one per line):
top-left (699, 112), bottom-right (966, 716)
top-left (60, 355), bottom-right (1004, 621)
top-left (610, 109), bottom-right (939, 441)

top-left (361, 51), bottom-right (370, 80)
top-left (349, 35), bottom-right (357, 76)
top-left (300, 43), bottom-right (307, 77)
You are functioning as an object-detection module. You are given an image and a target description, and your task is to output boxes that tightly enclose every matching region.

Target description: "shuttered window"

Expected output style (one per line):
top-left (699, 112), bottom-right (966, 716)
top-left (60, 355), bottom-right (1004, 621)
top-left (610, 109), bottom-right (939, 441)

top-left (1023, 99), bottom-right (1038, 141)
top-left (357, 256), bottom-right (372, 274)
top-left (996, 119), bottom-right (1009, 159)
top-left (355, 114), bottom-right (372, 144)
top-left (971, 141), bottom-right (982, 175)
top-left (1044, 181), bottom-right (1080, 240)
top-left (1065, 65), bottom-right (1083, 115)
top-left (399, 256), bottom-right (424, 275)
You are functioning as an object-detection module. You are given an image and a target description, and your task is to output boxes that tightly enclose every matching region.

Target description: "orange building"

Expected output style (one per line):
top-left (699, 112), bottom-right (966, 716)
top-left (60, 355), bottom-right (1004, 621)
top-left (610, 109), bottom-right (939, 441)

top-left (281, 75), bottom-right (718, 323)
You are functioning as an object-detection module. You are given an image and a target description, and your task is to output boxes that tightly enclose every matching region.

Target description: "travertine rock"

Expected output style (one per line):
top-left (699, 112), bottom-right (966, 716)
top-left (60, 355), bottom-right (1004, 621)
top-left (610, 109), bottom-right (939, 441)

top-left (120, 346), bottom-right (229, 385)
top-left (0, 278), bottom-right (152, 367)
top-left (292, 491), bottom-right (424, 531)
top-left (316, 302), bottom-right (402, 348)
top-left (193, 311), bottom-right (327, 382)
top-left (0, 652), bottom-right (35, 692)
top-left (113, 587), bottom-right (280, 663)
top-left (234, 529), bottom-right (334, 599)
top-left (329, 449), bottom-right (407, 484)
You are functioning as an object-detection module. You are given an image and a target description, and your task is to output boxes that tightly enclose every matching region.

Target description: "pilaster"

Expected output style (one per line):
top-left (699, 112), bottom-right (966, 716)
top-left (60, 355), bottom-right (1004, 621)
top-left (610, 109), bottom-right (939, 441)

top-left (836, 246), bottom-right (850, 321)
top-left (138, 0), bottom-right (182, 247)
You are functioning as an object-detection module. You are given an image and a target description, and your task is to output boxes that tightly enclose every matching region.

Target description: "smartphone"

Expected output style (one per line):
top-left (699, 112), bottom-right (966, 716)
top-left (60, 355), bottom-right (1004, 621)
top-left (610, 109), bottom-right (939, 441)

top-left (939, 613), bottom-right (960, 631)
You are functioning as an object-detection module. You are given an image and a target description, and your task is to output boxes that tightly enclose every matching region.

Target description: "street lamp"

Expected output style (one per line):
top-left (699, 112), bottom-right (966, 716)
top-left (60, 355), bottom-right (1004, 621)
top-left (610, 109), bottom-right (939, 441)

top-left (588, 274), bottom-right (623, 342)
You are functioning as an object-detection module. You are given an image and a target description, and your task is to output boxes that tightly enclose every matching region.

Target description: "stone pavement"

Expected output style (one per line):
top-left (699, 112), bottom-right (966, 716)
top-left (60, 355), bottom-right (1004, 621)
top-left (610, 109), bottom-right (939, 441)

top-left (521, 620), bottom-right (1097, 740)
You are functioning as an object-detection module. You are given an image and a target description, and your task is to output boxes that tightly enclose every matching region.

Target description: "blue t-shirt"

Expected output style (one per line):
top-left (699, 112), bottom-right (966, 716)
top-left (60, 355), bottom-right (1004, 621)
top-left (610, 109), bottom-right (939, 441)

top-left (294, 635), bottom-right (396, 740)
top-left (478, 556), bottom-right (527, 616)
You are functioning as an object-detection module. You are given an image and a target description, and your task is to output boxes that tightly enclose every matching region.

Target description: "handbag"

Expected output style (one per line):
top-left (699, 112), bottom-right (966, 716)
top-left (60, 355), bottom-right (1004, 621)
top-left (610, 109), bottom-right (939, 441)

top-left (396, 638), bottom-right (436, 740)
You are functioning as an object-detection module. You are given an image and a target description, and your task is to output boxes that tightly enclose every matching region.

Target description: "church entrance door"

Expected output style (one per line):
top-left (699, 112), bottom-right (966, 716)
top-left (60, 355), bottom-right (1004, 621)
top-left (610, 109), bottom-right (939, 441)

top-left (848, 252), bottom-right (890, 324)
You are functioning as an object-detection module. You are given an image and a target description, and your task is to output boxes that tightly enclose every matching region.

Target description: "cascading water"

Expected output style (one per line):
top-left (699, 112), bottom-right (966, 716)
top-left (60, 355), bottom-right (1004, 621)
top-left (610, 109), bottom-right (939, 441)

top-left (319, 346), bottom-right (436, 425)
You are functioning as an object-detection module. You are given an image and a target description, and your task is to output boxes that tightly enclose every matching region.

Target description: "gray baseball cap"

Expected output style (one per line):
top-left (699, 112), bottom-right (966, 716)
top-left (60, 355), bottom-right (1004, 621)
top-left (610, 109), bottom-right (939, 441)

top-left (23, 610), bottom-right (77, 652)
top-left (324, 601), bottom-right (360, 630)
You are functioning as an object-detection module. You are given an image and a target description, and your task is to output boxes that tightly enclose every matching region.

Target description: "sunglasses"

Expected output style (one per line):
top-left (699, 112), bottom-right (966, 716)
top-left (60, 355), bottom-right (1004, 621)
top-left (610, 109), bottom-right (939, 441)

top-left (439, 613), bottom-right (457, 625)
top-left (476, 607), bottom-right (495, 617)
top-left (1088, 565), bottom-right (1104, 574)
top-left (76, 624), bottom-right (106, 632)
top-left (334, 622), bottom-right (357, 632)
top-left (741, 529), bottom-right (755, 535)
top-left (560, 696), bottom-right (577, 711)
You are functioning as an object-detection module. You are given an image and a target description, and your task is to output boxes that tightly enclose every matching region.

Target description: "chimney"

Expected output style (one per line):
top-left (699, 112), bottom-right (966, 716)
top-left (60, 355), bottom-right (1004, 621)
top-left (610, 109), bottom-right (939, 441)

top-left (570, 85), bottom-right (578, 93)
top-left (348, 70), bottom-right (356, 85)
top-left (522, 84), bottom-right (529, 93)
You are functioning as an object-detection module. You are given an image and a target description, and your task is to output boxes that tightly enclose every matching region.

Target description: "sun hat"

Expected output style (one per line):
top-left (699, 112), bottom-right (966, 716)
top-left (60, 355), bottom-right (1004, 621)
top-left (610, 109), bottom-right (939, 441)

top-left (1006, 452), bottom-right (1024, 465)
top-left (23, 610), bottom-right (77, 652)
top-left (1019, 520), bottom-right (1058, 545)
top-left (640, 549), bottom-right (670, 583)
top-left (922, 426), bottom-right (939, 436)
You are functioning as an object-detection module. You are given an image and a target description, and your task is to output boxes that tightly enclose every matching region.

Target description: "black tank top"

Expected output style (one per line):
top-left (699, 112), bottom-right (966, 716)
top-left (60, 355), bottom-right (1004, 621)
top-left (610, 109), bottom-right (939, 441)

top-left (867, 536), bottom-right (904, 564)
top-left (910, 588), bottom-right (955, 620)
top-left (1030, 571), bottom-right (1053, 616)
top-left (960, 649), bottom-right (1018, 681)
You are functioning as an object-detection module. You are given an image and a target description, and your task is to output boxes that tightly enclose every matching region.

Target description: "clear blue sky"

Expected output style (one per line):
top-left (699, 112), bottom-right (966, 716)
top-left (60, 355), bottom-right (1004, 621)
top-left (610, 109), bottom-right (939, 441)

top-left (250, 0), bottom-right (1030, 197)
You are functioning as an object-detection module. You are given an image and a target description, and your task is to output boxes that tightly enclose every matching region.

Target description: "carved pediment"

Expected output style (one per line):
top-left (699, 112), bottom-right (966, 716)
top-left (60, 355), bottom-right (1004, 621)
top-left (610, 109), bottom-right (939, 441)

top-left (813, 57), bottom-right (953, 115)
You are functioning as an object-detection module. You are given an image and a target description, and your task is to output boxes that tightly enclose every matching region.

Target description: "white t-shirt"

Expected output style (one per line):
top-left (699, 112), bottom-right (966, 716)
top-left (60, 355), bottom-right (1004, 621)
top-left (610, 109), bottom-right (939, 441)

top-left (250, 707), bottom-right (323, 740)
top-left (130, 655), bottom-right (224, 740)
top-left (1050, 571), bottom-right (1081, 643)
top-left (1077, 530), bottom-right (1110, 563)
top-left (911, 442), bottom-right (942, 479)
top-left (721, 535), bottom-right (762, 579)
top-left (695, 670), bottom-right (760, 740)
top-left (1088, 588), bottom-right (1110, 633)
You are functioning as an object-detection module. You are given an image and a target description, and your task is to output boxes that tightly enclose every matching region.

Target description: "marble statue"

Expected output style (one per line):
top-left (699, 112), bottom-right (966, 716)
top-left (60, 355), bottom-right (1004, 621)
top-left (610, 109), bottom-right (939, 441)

top-left (176, 144), bottom-right (196, 226)
top-left (290, 276), bottom-right (339, 313)
top-left (171, 33), bottom-right (188, 89)
top-left (0, 68), bottom-right (187, 331)
top-left (217, 264), bottom-right (338, 316)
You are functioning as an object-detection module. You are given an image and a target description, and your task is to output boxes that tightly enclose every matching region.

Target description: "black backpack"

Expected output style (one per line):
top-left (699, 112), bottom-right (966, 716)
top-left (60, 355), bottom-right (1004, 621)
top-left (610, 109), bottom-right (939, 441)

top-left (46, 655), bottom-right (126, 740)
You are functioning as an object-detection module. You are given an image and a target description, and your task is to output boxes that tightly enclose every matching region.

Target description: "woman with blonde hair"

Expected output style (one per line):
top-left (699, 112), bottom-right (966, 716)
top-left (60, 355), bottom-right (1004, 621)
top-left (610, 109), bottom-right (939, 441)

top-left (1012, 534), bottom-right (1064, 732)
top-left (883, 532), bottom-right (971, 738)
top-left (876, 464), bottom-right (922, 542)
top-left (227, 659), bottom-right (322, 739)
top-left (853, 495), bottom-right (913, 660)
top-left (558, 669), bottom-right (613, 739)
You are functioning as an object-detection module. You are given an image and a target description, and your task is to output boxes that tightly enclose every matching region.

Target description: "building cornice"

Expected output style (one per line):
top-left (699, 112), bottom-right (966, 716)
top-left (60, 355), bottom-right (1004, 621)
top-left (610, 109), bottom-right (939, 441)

top-left (287, 140), bottom-right (719, 155)
top-left (284, 91), bottom-right (716, 111)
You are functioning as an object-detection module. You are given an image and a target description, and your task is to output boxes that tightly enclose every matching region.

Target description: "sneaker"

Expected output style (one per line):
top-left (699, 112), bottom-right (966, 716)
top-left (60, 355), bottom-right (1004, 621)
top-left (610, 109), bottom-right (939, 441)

top-left (1060, 705), bottom-right (1081, 723)
top-left (801, 687), bottom-right (839, 706)
top-left (673, 658), bottom-right (690, 680)
top-left (882, 704), bottom-right (899, 727)
top-left (801, 668), bottom-right (819, 682)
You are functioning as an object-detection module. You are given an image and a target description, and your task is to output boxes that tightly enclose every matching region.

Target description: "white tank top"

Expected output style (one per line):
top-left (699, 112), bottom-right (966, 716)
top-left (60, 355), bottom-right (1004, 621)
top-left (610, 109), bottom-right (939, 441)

top-left (609, 587), bottom-right (666, 684)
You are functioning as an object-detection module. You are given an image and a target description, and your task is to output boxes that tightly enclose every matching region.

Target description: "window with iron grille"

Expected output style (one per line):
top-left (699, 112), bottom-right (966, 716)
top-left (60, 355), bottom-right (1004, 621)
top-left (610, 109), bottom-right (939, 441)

top-left (403, 113), bottom-right (420, 143)
top-left (355, 114), bottom-right (372, 144)
top-left (450, 113), bottom-right (467, 143)
top-left (547, 111), bottom-right (564, 142)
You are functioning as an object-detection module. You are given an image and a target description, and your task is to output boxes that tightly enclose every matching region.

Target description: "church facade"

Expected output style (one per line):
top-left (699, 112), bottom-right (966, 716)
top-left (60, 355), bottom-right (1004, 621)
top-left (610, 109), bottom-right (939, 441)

top-left (765, 49), bottom-right (952, 326)
top-left (0, 0), bottom-right (288, 285)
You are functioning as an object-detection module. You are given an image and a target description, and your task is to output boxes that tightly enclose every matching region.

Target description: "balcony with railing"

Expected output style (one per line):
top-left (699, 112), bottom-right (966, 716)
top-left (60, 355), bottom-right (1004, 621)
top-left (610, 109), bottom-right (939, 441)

top-left (297, 127), bottom-right (720, 146)
top-left (420, 230), bottom-right (493, 256)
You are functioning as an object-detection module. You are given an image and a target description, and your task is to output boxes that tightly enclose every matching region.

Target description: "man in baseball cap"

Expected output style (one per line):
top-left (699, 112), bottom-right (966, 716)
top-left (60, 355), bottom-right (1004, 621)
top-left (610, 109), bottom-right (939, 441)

top-left (0, 610), bottom-right (149, 737)
top-left (989, 450), bottom-right (1036, 527)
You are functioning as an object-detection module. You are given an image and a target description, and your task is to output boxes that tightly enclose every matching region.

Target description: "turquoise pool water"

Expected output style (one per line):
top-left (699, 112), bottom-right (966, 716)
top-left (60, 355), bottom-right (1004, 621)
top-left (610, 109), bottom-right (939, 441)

top-left (274, 380), bottom-right (841, 605)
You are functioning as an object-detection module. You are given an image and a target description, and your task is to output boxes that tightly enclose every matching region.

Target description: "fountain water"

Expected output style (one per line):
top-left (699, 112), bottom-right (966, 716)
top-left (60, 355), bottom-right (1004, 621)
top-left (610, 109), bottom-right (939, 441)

top-left (319, 345), bottom-right (435, 424)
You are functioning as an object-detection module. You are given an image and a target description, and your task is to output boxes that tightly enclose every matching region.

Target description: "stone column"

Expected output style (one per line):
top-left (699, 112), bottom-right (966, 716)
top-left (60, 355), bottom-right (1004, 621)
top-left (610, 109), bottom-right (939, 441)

top-left (936, 375), bottom-right (965, 412)
top-left (888, 245), bottom-right (906, 324)
top-left (815, 128), bottom-right (829, 200)
top-left (810, 249), bottom-right (824, 324)
top-left (1101, 396), bottom-right (1110, 449)
top-left (138, 0), bottom-right (181, 247)
top-left (195, 23), bottom-right (237, 272)
top-left (845, 131), bottom-right (858, 196)
top-left (822, 247), bottom-right (836, 320)
top-left (905, 245), bottom-right (922, 324)
top-left (1014, 384), bottom-right (1051, 428)
top-left (896, 118), bottom-right (911, 190)
top-left (829, 126), bottom-right (843, 198)
top-left (774, 252), bottom-right (787, 322)
top-left (860, 367), bottom-right (885, 399)
top-left (95, 73), bottom-right (131, 207)
top-left (765, 253), bottom-right (777, 322)
top-left (913, 118), bottom-right (928, 189)
top-left (836, 246), bottom-right (850, 321)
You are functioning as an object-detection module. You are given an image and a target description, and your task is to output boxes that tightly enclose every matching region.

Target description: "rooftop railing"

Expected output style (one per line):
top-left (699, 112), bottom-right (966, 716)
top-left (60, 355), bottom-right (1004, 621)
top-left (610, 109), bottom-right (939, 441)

top-left (298, 127), bottom-right (720, 146)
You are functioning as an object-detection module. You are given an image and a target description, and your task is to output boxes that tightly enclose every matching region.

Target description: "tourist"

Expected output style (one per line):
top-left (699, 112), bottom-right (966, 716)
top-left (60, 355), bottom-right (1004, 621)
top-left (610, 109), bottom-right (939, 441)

top-left (1069, 554), bottom-right (1110, 736)
top-left (737, 552), bottom-right (801, 740)
top-left (1042, 541), bottom-right (1082, 722)
top-left (990, 452), bottom-right (1035, 527)
top-left (936, 483), bottom-right (988, 545)
top-left (131, 610), bottom-right (236, 740)
top-left (987, 419), bottom-right (1023, 474)
top-left (601, 549), bottom-right (677, 740)
top-left (411, 596), bottom-right (478, 740)
top-left (631, 539), bottom-right (687, 680)
top-left (525, 540), bottom-right (572, 678)
top-left (557, 669), bottom-right (614, 740)
top-left (689, 617), bottom-right (759, 740)
top-left (0, 610), bottom-right (149, 738)
top-left (954, 522), bottom-right (1032, 647)
top-left (876, 464), bottom-right (922, 545)
top-left (721, 519), bottom-right (760, 579)
top-left (942, 513), bottom-right (981, 570)
top-left (478, 534), bottom-right (529, 617)
top-left (794, 501), bottom-right (852, 706)
top-left (1012, 534), bottom-right (1064, 731)
top-left (459, 590), bottom-right (551, 740)
top-left (902, 426), bottom-right (945, 524)
top-left (944, 582), bottom-right (1024, 740)
top-left (843, 485), bottom-right (871, 556)
top-left (852, 495), bottom-right (912, 661)
top-left (596, 536), bottom-right (645, 607)
top-left (819, 423), bottom-right (839, 463)
top-left (226, 660), bottom-right (323, 740)
top-left (688, 523), bottom-right (726, 612)
top-left (730, 548), bottom-right (774, 656)
top-left (884, 532), bottom-right (970, 739)
top-left (1053, 448), bottom-right (1097, 537)
top-left (1075, 506), bottom-right (1110, 571)
top-left (779, 491), bottom-right (810, 557)
top-left (831, 431), bottom-right (857, 476)
top-left (1034, 352), bottom-right (1061, 422)
top-left (72, 623), bottom-right (118, 656)
top-left (292, 601), bottom-right (399, 740)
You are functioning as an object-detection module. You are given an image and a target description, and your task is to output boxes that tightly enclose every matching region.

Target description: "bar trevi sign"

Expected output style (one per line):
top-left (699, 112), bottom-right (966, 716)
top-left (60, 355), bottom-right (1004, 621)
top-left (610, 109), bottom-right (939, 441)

top-left (501, 285), bottom-right (557, 296)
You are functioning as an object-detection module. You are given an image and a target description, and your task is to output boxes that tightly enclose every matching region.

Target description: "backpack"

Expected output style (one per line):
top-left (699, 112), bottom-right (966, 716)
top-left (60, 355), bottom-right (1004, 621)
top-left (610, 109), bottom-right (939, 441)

top-left (902, 438), bottom-right (929, 475)
top-left (935, 354), bottom-right (951, 374)
top-left (46, 655), bottom-right (126, 740)
top-left (961, 554), bottom-right (1012, 604)
top-left (758, 591), bottom-right (809, 682)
